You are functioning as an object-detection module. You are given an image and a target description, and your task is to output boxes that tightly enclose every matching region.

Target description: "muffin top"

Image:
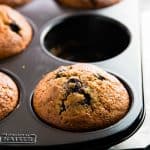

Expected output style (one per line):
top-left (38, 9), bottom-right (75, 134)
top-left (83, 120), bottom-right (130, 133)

top-left (56, 0), bottom-right (121, 9)
top-left (0, 72), bottom-right (19, 120)
top-left (33, 64), bottom-right (130, 131)
top-left (0, 0), bottom-right (31, 7)
top-left (0, 5), bottom-right (32, 59)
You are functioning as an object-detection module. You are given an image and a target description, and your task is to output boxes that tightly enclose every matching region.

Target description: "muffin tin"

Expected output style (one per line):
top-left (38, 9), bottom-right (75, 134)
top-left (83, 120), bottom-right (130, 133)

top-left (0, 0), bottom-right (145, 149)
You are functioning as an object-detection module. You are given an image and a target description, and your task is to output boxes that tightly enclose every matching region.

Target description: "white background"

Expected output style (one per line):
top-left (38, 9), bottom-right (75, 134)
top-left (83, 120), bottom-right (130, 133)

top-left (111, 0), bottom-right (150, 149)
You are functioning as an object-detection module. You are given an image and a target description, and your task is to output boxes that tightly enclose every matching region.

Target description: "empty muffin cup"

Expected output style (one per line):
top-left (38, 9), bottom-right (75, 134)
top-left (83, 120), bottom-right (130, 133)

top-left (41, 14), bottom-right (131, 62)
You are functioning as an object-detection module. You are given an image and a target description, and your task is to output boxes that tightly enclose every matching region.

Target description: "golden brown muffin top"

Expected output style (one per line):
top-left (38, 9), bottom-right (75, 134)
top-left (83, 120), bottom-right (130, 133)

top-left (56, 0), bottom-right (121, 9)
top-left (0, 0), bottom-right (31, 7)
top-left (33, 64), bottom-right (130, 131)
top-left (0, 5), bottom-right (32, 59)
top-left (0, 72), bottom-right (19, 120)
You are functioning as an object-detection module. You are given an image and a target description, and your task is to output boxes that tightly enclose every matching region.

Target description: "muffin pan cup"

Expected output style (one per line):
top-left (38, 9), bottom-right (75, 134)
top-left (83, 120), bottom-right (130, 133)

top-left (0, 0), bottom-right (145, 148)
top-left (42, 13), bottom-right (131, 62)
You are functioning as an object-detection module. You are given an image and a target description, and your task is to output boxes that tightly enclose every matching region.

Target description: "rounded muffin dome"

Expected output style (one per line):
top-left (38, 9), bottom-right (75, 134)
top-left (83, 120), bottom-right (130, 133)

top-left (0, 0), bottom-right (31, 7)
top-left (0, 5), bottom-right (32, 59)
top-left (55, 0), bottom-right (121, 9)
top-left (0, 72), bottom-right (19, 120)
top-left (33, 64), bottom-right (130, 131)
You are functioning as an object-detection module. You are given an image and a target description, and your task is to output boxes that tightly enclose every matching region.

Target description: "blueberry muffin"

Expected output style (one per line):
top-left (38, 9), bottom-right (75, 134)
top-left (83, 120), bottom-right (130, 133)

top-left (0, 72), bottom-right (19, 120)
top-left (33, 64), bottom-right (130, 131)
top-left (55, 0), bottom-right (121, 9)
top-left (0, 0), bottom-right (31, 7)
top-left (0, 5), bottom-right (32, 59)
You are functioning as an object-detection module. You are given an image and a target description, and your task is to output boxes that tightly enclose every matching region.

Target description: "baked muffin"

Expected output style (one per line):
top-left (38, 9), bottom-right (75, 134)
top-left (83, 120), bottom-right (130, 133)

top-left (0, 72), bottom-right (19, 120)
top-left (33, 64), bottom-right (130, 131)
top-left (0, 5), bottom-right (32, 59)
top-left (0, 0), bottom-right (31, 7)
top-left (55, 0), bottom-right (121, 9)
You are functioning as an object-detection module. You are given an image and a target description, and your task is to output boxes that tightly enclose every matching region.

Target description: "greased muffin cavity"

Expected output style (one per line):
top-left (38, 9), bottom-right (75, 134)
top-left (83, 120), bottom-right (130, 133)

top-left (0, 5), bottom-right (32, 59)
top-left (33, 64), bottom-right (130, 131)
top-left (55, 0), bottom-right (121, 9)
top-left (0, 72), bottom-right (19, 120)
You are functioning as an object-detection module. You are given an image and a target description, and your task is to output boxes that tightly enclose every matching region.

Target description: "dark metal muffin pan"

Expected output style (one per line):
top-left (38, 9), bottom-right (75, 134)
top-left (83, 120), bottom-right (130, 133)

top-left (0, 0), bottom-right (145, 149)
